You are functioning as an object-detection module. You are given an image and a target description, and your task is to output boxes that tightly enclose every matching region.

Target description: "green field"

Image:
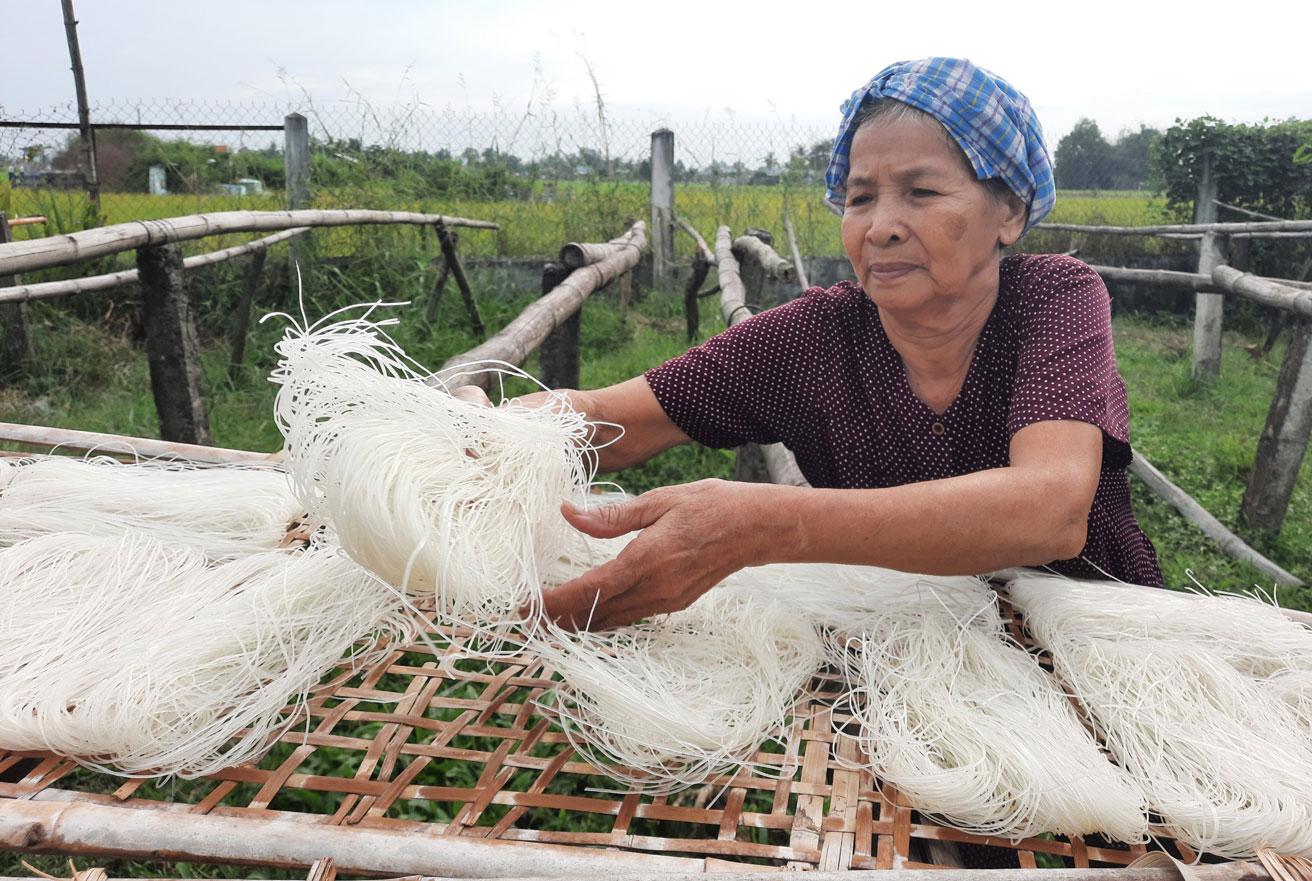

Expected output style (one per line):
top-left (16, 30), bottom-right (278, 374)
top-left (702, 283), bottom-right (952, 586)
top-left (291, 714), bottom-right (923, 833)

top-left (9, 183), bottom-right (1170, 263)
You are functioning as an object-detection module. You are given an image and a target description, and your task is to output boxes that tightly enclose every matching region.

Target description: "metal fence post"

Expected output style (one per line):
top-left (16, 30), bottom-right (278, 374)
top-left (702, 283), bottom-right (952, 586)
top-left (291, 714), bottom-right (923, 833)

top-left (284, 113), bottom-right (311, 279)
top-left (650, 129), bottom-right (675, 290)
top-left (1191, 154), bottom-right (1225, 380)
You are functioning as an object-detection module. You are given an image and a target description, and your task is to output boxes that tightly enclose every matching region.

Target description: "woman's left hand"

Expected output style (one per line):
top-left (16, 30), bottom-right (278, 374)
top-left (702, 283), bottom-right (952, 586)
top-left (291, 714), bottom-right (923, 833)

top-left (540, 479), bottom-right (779, 630)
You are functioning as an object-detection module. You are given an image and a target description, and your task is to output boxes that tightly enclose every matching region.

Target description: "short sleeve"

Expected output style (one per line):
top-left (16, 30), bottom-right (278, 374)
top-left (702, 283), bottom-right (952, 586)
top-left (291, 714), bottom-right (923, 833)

top-left (1005, 257), bottom-right (1132, 468)
top-left (643, 287), bottom-right (850, 450)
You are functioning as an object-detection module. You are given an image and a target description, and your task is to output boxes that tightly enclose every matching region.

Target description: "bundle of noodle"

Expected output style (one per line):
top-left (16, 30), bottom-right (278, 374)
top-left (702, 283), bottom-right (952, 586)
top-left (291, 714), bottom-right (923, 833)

top-left (530, 584), bottom-right (822, 794)
top-left (1009, 573), bottom-right (1312, 858)
top-left (268, 310), bottom-right (595, 624)
top-left (836, 581), bottom-right (1147, 841)
top-left (0, 532), bottom-right (413, 777)
top-left (0, 456), bottom-right (302, 560)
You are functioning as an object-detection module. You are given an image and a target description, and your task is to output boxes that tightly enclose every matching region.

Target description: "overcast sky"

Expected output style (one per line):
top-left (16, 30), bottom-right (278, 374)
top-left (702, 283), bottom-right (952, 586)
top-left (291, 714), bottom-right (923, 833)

top-left (8, 0), bottom-right (1312, 151)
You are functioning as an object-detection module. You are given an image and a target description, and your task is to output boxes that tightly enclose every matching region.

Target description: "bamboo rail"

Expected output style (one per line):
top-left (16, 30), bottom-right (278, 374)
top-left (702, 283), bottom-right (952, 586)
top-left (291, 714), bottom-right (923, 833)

top-left (1089, 265), bottom-right (1312, 295)
top-left (436, 222), bottom-right (646, 391)
top-left (6, 215), bottom-right (47, 227)
top-left (0, 209), bottom-right (499, 275)
top-left (714, 226), bottom-right (810, 488)
top-left (559, 225), bottom-right (645, 269)
top-left (0, 798), bottom-right (702, 878)
top-left (1212, 266), bottom-right (1312, 318)
top-left (0, 867), bottom-right (1274, 881)
top-left (0, 422), bottom-right (273, 465)
top-left (1214, 200), bottom-right (1286, 222)
top-left (1036, 219), bottom-right (1312, 236)
top-left (783, 214), bottom-right (809, 292)
top-left (714, 226), bottom-right (750, 327)
top-left (0, 227), bottom-right (309, 305)
top-left (1128, 451), bottom-right (1304, 586)
top-left (732, 234), bottom-right (796, 283)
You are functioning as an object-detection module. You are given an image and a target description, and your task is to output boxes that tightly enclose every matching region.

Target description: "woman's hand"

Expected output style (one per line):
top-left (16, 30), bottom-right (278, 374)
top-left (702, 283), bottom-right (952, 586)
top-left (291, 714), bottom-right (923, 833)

top-left (541, 479), bottom-right (781, 631)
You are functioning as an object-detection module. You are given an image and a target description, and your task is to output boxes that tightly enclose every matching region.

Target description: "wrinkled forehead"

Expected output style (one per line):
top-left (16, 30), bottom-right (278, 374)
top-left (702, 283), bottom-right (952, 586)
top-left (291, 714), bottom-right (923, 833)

top-left (847, 110), bottom-right (980, 183)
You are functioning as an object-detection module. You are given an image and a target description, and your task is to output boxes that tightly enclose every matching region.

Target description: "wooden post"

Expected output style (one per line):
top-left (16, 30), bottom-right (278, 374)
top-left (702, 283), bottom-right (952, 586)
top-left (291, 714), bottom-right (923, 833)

top-left (425, 230), bottom-right (458, 322)
top-left (650, 129), bottom-right (675, 290)
top-left (284, 113), bottom-right (311, 277)
top-left (228, 249), bottom-right (267, 382)
top-left (1191, 154), bottom-right (1226, 380)
top-left (137, 244), bottom-right (212, 445)
top-left (0, 213), bottom-right (36, 379)
top-left (684, 252), bottom-right (710, 342)
top-left (539, 263), bottom-right (579, 390)
top-left (435, 219), bottom-right (484, 337)
top-left (618, 269), bottom-right (632, 325)
top-left (675, 217), bottom-right (713, 342)
top-left (60, 0), bottom-right (100, 219)
top-left (1240, 317), bottom-right (1312, 536)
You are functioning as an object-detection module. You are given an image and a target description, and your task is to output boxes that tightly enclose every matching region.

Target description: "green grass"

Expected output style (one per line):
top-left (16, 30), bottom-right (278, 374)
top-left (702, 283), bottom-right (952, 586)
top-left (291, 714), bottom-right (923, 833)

top-left (1113, 312), bottom-right (1312, 609)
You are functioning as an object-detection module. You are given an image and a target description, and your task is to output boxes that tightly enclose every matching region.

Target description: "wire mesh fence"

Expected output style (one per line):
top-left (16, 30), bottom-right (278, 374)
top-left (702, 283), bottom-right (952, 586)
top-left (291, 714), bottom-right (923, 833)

top-left (2, 98), bottom-right (1173, 265)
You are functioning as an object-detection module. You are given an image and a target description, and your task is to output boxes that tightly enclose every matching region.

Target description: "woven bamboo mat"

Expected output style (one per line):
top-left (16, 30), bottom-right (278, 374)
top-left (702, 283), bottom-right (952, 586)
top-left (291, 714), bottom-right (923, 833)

top-left (0, 590), bottom-right (1192, 873)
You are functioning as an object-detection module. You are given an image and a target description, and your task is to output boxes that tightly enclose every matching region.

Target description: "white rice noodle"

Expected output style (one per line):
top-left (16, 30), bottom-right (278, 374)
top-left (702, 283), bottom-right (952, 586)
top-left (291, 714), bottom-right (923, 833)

top-left (1004, 573), bottom-right (1312, 678)
top-left (742, 562), bottom-right (994, 641)
top-left (0, 532), bottom-right (414, 778)
top-left (530, 584), bottom-right (823, 794)
top-left (0, 456), bottom-right (303, 560)
top-left (1009, 574), bottom-right (1312, 858)
top-left (838, 582), bottom-right (1147, 841)
top-left (268, 310), bottom-right (596, 624)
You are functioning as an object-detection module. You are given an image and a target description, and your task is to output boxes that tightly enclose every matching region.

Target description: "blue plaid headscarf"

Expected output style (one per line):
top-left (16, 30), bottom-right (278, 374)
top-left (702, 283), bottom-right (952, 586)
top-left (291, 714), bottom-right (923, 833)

top-left (824, 57), bottom-right (1055, 234)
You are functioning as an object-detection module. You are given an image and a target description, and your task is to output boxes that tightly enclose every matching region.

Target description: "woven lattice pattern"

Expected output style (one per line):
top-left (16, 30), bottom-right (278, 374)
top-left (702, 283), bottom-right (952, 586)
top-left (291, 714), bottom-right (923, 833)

top-left (0, 588), bottom-right (1191, 871)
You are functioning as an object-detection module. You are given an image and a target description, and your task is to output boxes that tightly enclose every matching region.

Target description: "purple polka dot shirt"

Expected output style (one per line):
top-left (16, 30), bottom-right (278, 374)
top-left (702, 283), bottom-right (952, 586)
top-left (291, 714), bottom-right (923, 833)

top-left (645, 254), bottom-right (1162, 587)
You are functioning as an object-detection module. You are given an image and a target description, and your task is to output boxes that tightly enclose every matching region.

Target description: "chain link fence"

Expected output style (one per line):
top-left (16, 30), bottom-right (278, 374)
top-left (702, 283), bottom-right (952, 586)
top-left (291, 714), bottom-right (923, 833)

top-left (2, 98), bottom-right (1173, 266)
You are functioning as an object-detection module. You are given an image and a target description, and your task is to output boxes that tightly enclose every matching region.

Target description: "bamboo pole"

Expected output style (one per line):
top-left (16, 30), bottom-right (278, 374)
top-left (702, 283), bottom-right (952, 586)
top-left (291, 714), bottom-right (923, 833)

top-left (0, 868), bottom-right (1272, 881)
top-left (1128, 450), bottom-right (1303, 586)
top-left (1212, 266), bottom-right (1312, 318)
top-left (0, 422), bottom-right (273, 465)
top-left (0, 210), bottom-right (498, 276)
top-left (436, 222), bottom-right (646, 391)
top-left (1088, 266), bottom-right (1312, 296)
top-left (732, 235), bottom-right (796, 283)
top-left (675, 217), bottom-right (713, 342)
top-left (0, 798), bottom-right (703, 878)
top-left (674, 217), bottom-right (713, 263)
top-left (60, 0), bottom-right (99, 216)
top-left (1214, 200), bottom-right (1286, 222)
top-left (559, 225), bottom-right (645, 269)
top-left (0, 227), bottom-right (304, 304)
top-left (715, 226), bottom-right (750, 327)
top-left (1036, 220), bottom-right (1312, 236)
top-left (715, 226), bottom-right (811, 488)
top-left (783, 214), bottom-right (809, 292)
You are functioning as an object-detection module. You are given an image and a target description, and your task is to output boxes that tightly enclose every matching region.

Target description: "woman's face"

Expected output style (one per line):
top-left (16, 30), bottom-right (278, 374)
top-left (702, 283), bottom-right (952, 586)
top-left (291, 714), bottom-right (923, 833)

top-left (840, 115), bottom-right (1026, 318)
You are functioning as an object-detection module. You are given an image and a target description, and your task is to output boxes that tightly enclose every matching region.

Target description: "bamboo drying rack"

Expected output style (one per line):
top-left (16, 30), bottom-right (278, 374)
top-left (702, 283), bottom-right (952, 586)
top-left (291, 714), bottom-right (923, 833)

top-left (0, 585), bottom-right (1266, 879)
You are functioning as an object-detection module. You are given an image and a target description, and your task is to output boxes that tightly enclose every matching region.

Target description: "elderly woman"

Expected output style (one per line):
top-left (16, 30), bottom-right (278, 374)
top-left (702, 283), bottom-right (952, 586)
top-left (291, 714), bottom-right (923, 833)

top-left (496, 58), bottom-right (1161, 629)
